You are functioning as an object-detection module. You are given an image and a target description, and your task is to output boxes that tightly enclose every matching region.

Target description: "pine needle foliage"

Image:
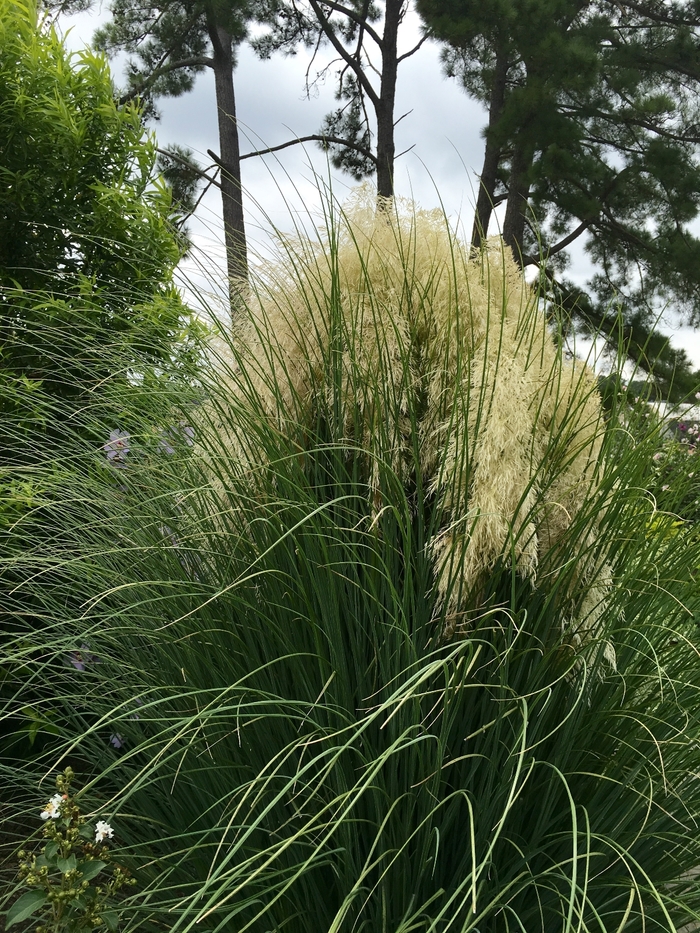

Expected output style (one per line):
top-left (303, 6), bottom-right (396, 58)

top-left (3, 190), bottom-right (700, 933)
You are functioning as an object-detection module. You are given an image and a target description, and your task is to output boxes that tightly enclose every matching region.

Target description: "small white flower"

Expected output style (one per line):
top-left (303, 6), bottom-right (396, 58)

top-left (95, 820), bottom-right (114, 843)
top-left (40, 793), bottom-right (64, 820)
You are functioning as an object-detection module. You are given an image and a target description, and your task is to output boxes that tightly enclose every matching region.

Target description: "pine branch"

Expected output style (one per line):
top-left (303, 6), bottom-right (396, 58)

top-left (208, 135), bottom-right (378, 164)
top-left (310, 0), bottom-right (384, 48)
top-left (156, 147), bottom-right (222, 190)
top-left (306, 0), bottom-right (380, 107)
top-left (617, 0), bottom-right (699, 29)
top-left (118, 56), bottom-right (214, 105)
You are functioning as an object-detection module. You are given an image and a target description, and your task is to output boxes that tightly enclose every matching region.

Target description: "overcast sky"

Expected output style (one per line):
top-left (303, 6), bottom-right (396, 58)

top-left (57, 4), bottom-right (700, 368)
top-left (59, 7), bottom-right (488, 243)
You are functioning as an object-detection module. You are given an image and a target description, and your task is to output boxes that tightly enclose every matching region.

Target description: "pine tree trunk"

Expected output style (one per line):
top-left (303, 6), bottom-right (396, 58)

top-left (376, 0), bottom-right (402, 200)
top-left (502, 140), bottom-right (532, 265)
top-left (471, 46), bottom-right (509, 250)
top-left (208, 18), bottom-right (247, 303)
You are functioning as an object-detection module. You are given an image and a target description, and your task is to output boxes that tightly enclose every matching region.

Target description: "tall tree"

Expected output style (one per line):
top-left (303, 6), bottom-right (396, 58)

top-left (256, 0), bottom-right (428, 199)
top-left (94, 0), bottom-right (252, 297)
top-left (418, 0), bottom-right (700, 397)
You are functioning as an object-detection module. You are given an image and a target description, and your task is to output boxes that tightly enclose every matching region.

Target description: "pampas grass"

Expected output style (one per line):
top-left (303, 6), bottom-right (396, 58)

top-left (214, 187), bottom-right (609, 646)
top-left (3, 186), bottom-right (700, 933)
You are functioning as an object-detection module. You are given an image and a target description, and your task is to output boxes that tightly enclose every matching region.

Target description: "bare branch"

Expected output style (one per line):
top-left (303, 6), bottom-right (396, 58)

top-left (397, 32), bottom-right (430, 63)
top-left (241, 133), bottom-right (377, 165)
top-left (303, 28), bottom-right (327, 97)
top-left (175, 170), bottom-right (221, 228)
top-left (522, 218), bottom-right (596, 267)
top-left (395, 143), bottom-right (415, 159)
top-left (307, 0), bottom-right (380, 106)
top-left (353, 0), bottom-right (371, 75)
top-left (209, 135), bottom-right (378, 164)
top-left (546, 218), bottom-right (596, 257)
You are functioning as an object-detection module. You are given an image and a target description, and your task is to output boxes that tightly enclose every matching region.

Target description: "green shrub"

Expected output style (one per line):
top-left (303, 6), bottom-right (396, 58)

top-left (0, 0), bottom-right (204, 464)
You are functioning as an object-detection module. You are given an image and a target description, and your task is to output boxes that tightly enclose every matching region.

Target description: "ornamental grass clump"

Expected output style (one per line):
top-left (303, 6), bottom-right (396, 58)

top-left (3, 188), bottom-right (700, 933)
top-left (217, 189), bottom-right (608, 647)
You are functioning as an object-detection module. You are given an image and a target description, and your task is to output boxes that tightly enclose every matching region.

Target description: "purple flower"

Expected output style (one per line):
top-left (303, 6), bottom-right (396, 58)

top-left (158, 421), bottom-right (195, 455)
top-left (67, 644), bottom-right (97, 671)
top-left (104, 429), bottom-right (130, 466)
top-left (109, 733), bottom-right (124, 749)
top-left (680, 424), bottom-right (688, 432)
top-left (158, 434), bottom-right (176, 455)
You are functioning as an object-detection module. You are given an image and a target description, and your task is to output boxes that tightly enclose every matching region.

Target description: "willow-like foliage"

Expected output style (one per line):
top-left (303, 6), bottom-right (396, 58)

top-left (3, 189), bottom-right (700, 933)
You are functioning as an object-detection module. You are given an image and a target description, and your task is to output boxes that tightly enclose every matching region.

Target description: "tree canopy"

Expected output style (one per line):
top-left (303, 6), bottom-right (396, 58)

top-left (417, 0), bottom-right (700, 398)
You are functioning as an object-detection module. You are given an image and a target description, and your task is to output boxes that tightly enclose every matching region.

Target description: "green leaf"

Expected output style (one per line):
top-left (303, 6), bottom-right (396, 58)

top-left (6, 891), bottom-right (48, 928)
top-left (79, 860), bottom-right (106, 881)
top-left (102, 909), bottom-right (119, 931)
top-left (27, 721), bottom-right (39, 745)
top-left (20, 706), bottom-right (60, 744)
top-left (57, 853), bottom-right (77, 873)
top-left (44, 841), bottom-right (59, 860)
top-left (78, 823), bottom-right (94, 840)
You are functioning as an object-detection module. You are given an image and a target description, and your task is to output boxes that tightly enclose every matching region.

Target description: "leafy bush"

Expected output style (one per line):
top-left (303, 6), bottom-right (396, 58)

top-left (0, 0), bottom-right (205, 762)
top-left (0, 0), bottom-right (204, 462)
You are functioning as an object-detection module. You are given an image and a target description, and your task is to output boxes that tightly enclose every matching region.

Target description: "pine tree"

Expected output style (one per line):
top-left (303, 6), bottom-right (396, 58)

top-left (418, 0), bottom-right (700, 397)
top-left (256, 0), bottom-right (428, 199)
top-left (94, 0), bottom-right (252, 298)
